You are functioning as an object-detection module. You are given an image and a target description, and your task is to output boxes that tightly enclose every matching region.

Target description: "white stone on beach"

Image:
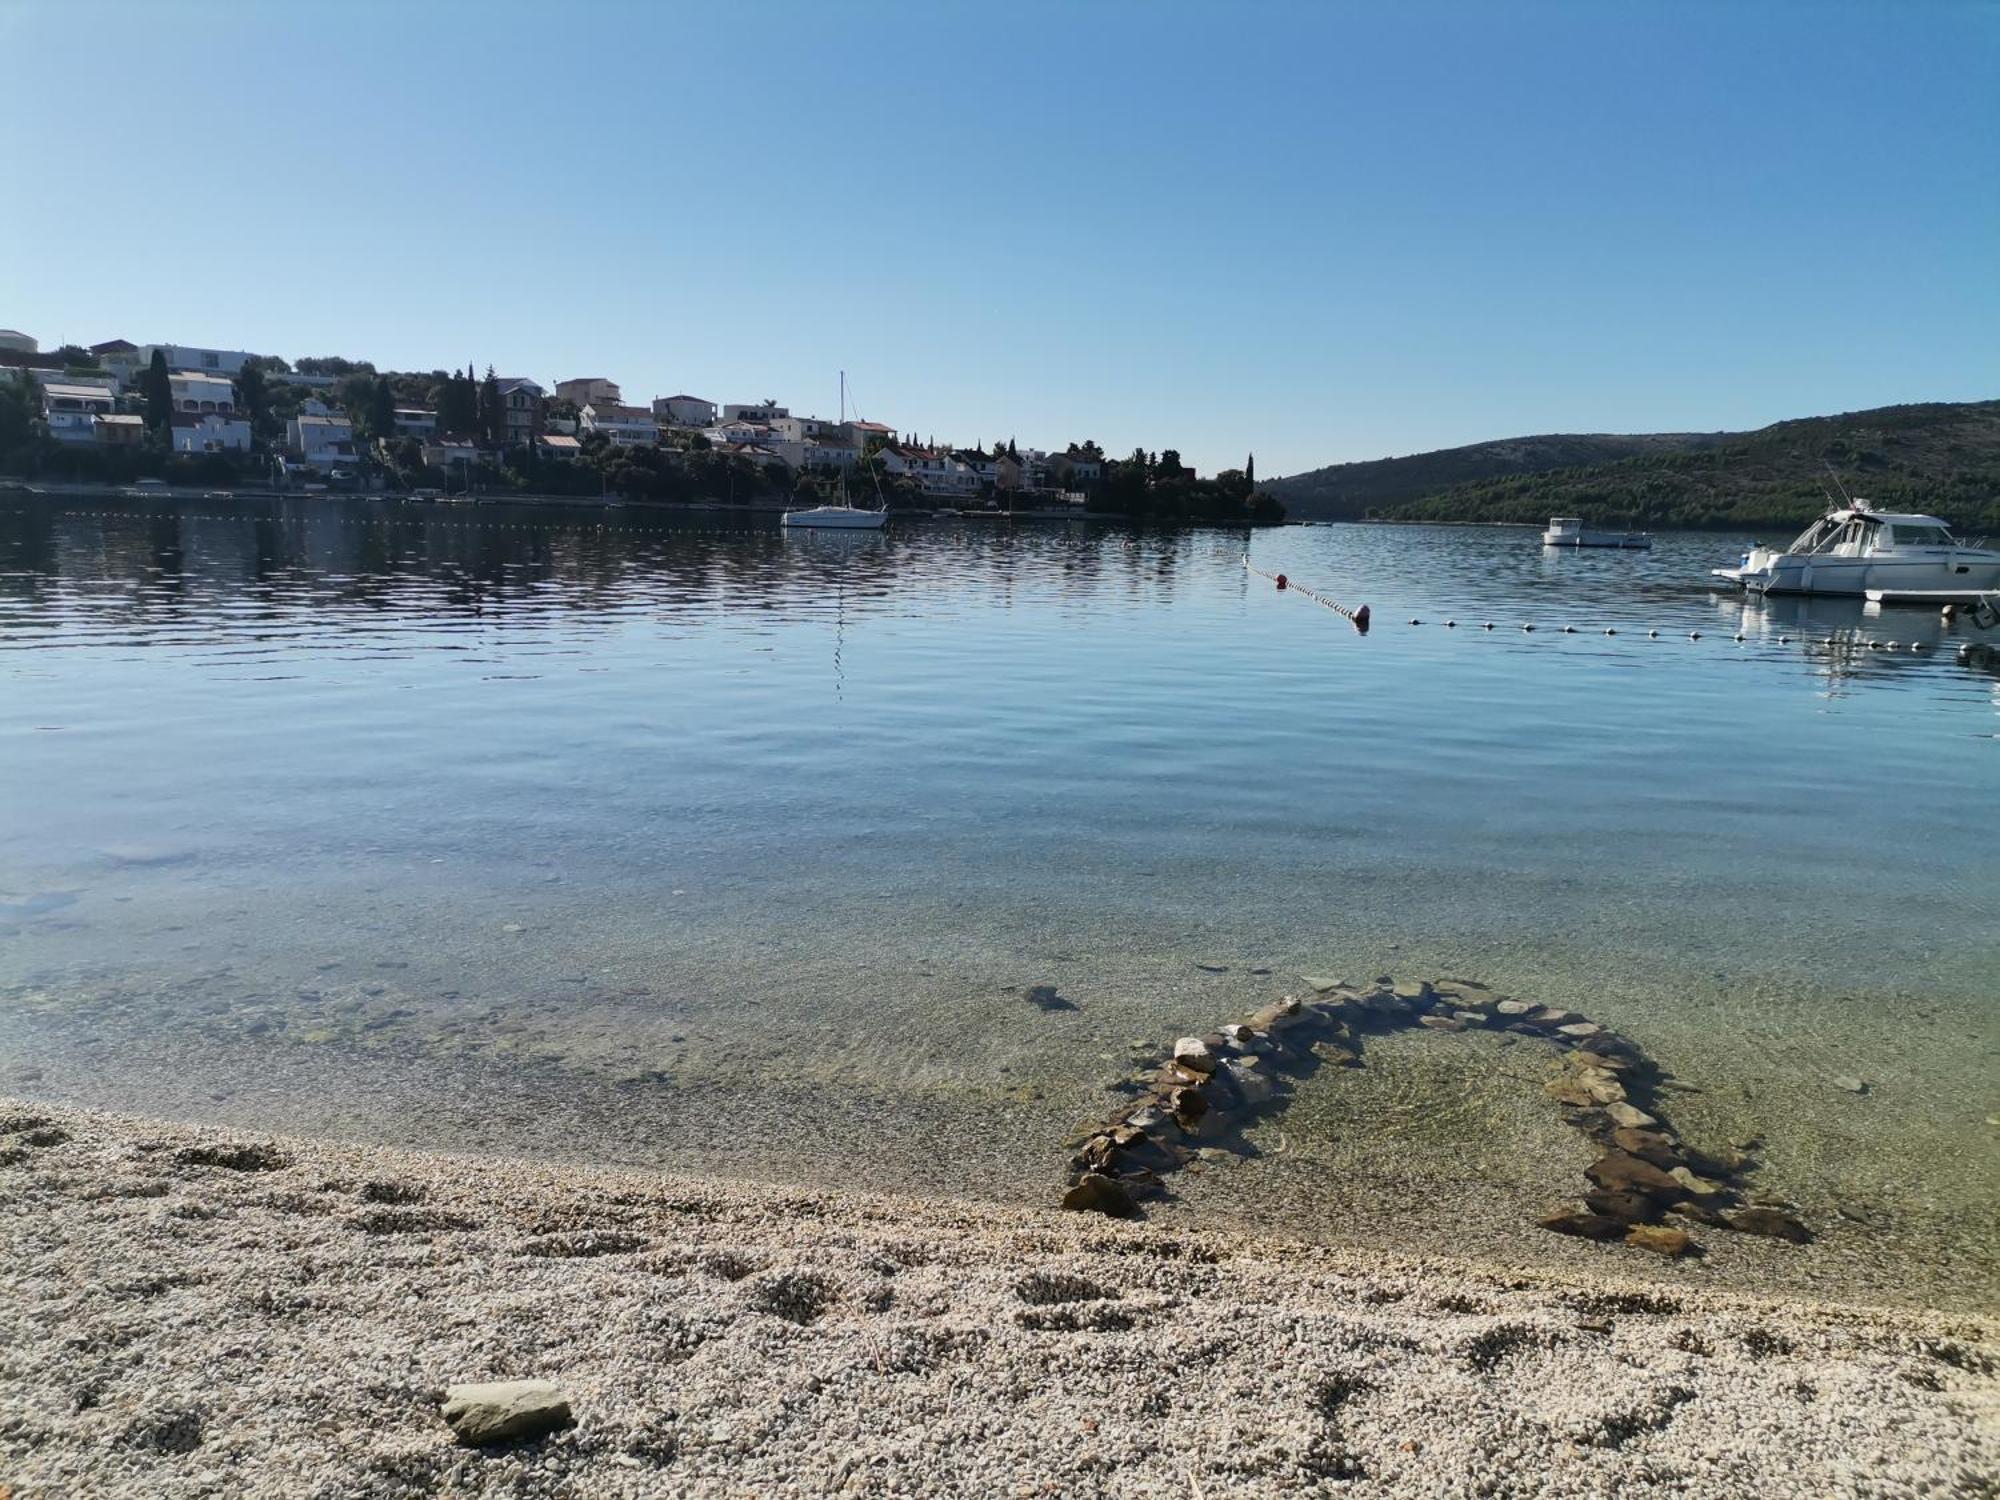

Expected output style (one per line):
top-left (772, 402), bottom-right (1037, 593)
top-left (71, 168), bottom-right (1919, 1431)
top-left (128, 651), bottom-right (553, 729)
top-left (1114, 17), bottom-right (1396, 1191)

top-left (1604, 1101), bottom-right (1657, 1130)
top-left (1172, 1037), bottom-right (1216, 1073)
top-left (441, 1379), bottom-right (572, 1445)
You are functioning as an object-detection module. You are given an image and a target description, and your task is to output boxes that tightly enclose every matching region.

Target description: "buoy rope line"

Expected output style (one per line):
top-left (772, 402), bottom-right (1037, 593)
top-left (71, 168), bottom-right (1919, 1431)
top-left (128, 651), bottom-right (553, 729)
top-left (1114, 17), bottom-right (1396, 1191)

top-left (1244, 558), bottom-right (1371, 629)
top-left (1239, 561), bottom-right (1975, 654)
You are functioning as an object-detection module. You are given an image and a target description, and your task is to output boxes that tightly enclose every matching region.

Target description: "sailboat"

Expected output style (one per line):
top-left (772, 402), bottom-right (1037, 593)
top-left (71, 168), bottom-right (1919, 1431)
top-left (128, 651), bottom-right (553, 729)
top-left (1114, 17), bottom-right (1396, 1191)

top-left (781, 371), bottom-right (890, 530)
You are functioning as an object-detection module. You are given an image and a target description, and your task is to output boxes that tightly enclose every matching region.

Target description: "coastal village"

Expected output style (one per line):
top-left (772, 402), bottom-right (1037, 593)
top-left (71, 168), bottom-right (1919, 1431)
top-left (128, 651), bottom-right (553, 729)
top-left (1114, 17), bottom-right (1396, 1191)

top-left (0, 328), bottom-right (1275, 521)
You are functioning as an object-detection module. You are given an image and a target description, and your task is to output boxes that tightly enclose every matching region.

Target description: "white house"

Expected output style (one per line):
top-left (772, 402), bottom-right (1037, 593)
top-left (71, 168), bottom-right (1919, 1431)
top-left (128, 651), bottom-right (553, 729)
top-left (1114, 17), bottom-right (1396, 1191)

top-left (170, 372), bottom-right (235, 414)
top-left (556, 377), bottom-right (622, 408)
top-left (704, 418), bottom-right (774, 447)
top-left (41, 381), bottom-right (116, 442)
top-left (172, 412), bottom-right (252, 453)
top-left (423, 437), bottom-right (479, 470)
top-left (579, 402), bottom-right (656, 446)
top-left (141, 343), bottom-right (260, 376)
top-left (536, 434), bottom-right (584, 462)
top-left (288, 412), bottom-right (358, 467)
top-left (94, 413), bottom-right (146, 446)
top-left (653, 394), bottom-right (717, 429)
top-left (773, 438), bottom-right (861, 472)
top-left (953, 449), bottom-right (1000, 487)
top-left (722, 400), bottom-right (789, 425)
top-left (393, 408), bottom-right (438, 438)
top-left (877, 444), bottom-right (973, 495)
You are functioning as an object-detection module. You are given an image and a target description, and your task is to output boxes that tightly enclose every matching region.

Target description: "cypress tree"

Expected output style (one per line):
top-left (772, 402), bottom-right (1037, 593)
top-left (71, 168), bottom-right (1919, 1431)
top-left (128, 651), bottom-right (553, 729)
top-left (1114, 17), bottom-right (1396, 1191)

top-left (142, 349), bottom-right (172, 434)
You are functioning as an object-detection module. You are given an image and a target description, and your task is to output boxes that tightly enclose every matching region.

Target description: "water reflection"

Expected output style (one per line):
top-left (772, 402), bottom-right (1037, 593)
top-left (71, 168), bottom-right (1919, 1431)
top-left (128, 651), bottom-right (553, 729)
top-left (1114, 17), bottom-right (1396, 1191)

top-left (2, 499), bottom-right (1995, 1307)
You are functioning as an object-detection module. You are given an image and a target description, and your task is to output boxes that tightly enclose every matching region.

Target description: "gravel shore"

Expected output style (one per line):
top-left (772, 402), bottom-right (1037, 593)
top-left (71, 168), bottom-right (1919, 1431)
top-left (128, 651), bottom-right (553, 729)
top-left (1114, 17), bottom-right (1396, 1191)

top-left (2, 1097), bottom-right (1994, 1498)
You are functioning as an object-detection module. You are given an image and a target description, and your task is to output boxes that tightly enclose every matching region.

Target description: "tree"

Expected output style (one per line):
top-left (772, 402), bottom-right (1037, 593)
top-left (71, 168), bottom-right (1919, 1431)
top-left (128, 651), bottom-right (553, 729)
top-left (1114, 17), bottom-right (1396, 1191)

top-left (435, 368), bottom-right (476, 435)
top-left (368, 376), bottom-right (396, 442)
top-left (295, 356), bottom-right (373, 377)
top-left (1245, 453), bottom-right (1255, 486)
top-left (142, 350), bottom-right (172, 435)
top-left (237, 363), bottom-right (270, 447)
top-left (0, 369), bottom-right (39, 452)
top-left (478, 366), bottom-right (502, 447)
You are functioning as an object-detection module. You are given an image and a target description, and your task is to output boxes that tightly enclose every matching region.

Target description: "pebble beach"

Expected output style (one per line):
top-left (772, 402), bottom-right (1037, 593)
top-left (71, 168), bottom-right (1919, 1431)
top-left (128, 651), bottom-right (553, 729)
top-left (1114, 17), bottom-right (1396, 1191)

top-left (2, 1097), bottom-right (1994, 1498)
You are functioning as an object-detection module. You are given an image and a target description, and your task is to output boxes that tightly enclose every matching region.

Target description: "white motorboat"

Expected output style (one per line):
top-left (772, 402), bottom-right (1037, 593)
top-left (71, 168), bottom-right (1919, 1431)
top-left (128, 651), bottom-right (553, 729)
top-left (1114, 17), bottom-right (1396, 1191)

top-left (1541, 516), bottom-right (1651, 549)
top-left (781, 370), bottom-right (890, 530)
top-left (1712, 505), bottom-right (2000, 597)
top-left (781, 504), bottom-right (887, 530)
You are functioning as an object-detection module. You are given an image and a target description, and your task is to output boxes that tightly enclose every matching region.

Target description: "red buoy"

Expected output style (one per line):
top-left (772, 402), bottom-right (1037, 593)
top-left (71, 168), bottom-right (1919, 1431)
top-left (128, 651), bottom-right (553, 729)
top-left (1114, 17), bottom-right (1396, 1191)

top-left (1275, 573), bottom-right (1288, 590)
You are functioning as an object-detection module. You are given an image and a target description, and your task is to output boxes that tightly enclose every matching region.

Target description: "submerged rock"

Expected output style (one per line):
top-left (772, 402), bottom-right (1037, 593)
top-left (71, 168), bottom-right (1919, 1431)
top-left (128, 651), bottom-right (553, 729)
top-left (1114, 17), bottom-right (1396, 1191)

top-left (1222, 1057), bottom-right (1275, 1106)
top-left (1612, 1128), bottom-right (1683, 1170)
top-left (1540, 1211), bottom-right (1626, 1241)
top-left (1025, 984), bottom-right (1076, 1012)
top-left (1669, 1166), bottom-right (1727, 1200)
top-left (1625, 1225), bottom-right (1691, 1257)
top-left (1586, 1151), bottom-right (1683, 1201)
top-left (1062, 1173), bottom-right (1138, 1218)
top-left (441, 1379), bottom-right (573, 1446)
top-left (1728, 1208), bottom-right (1812, 1244)
top-left (1603, 1101), bottom-right (1658, 1131)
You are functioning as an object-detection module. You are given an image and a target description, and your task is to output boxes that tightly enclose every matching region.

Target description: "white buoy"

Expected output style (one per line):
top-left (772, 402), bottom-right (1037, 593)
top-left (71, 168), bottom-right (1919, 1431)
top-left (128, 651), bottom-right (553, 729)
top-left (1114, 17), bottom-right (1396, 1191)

top-left (1445, 620), bottom-right (1457, 628)
top-left (1689, 631), bottom-right (1702, 640)
top-left (1779, 635), bottom-right (1790, 644)
top-left (1604, 627), bottom-right (1617, 636)
top-left (1563, 625), bottom-right (1576, 633)
top-left (1648, 629), bottom-right (1659, 638)
top-left (1410, 618), bottom-right (1421, 625)
top-left (1483, 622), bottom-right (1494, 630)
top-left (1734, 632), bottom-right (1745, 642)
top-left (1522, 623), bottom-right (1535, 632)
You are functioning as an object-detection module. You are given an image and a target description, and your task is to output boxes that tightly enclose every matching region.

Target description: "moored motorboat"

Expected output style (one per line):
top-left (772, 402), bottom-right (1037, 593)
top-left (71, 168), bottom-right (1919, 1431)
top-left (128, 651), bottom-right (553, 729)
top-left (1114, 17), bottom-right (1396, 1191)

top-left (1541, 516), bottom-right (1651, 549)
top-left (1713, 505), bottom-right (2000, 597)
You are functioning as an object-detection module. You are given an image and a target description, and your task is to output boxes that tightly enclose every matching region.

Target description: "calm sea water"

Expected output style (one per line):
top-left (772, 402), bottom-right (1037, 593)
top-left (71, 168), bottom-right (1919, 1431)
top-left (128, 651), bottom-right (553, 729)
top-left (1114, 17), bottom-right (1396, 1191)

top-left (2, 498), bottom-right (1994, 1300)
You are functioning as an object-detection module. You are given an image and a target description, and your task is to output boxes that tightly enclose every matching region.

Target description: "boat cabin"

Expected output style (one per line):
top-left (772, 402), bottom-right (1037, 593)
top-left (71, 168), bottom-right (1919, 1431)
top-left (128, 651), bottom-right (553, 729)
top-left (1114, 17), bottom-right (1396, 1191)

top-left (1785, 509), bottom-right (1958, 558)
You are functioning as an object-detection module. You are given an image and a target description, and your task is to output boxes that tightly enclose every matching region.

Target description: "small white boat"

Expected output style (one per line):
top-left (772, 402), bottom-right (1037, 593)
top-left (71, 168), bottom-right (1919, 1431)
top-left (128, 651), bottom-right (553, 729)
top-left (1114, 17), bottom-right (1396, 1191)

top-left (1713, 505), bottom-right (2000, 597)
top-left (780, 504), bottom-right (887, 530)
top-left (1542, 516), bottom-right (1651, 549)
top-left (781, 370), bottom-right (890, 530)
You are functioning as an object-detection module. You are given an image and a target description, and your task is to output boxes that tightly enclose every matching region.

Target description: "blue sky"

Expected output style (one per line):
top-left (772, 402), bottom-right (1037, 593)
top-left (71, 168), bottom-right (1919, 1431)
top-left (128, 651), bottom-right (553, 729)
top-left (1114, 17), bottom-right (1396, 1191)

top-left (2, 1), bottom-right (1993, 477)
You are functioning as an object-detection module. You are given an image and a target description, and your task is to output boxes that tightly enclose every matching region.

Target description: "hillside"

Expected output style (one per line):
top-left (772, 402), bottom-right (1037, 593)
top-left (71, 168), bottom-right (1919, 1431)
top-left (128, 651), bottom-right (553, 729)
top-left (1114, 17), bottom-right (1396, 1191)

top-left (1268, 400), bottom-right (2000, 533)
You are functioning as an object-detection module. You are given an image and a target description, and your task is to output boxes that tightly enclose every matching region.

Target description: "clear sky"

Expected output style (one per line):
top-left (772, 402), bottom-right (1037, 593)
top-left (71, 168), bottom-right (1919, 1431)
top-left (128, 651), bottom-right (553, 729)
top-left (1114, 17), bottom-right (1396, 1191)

top-left (2, 1), bottom-right (1994, 477)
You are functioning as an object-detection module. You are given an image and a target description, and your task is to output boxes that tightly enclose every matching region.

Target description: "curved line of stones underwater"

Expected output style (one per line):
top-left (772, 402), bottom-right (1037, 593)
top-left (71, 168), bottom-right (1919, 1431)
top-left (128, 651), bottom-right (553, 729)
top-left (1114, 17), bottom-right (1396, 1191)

top-left (1061, 977), bottom-right (1813, 1258)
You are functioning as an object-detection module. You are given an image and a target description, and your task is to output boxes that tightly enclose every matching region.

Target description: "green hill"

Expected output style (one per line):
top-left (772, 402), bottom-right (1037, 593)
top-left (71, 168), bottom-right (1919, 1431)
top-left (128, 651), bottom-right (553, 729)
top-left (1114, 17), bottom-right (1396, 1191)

top-left (1266, 400), bottom-right (2000, 533)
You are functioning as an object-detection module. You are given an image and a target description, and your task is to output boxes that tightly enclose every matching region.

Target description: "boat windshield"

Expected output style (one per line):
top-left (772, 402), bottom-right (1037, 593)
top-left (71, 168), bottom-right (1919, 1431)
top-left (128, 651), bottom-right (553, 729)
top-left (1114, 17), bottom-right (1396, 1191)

top-left (1884, 523), bottom-right (1953, 550)
top-left (1790, 517), bottom-right (1844, 554)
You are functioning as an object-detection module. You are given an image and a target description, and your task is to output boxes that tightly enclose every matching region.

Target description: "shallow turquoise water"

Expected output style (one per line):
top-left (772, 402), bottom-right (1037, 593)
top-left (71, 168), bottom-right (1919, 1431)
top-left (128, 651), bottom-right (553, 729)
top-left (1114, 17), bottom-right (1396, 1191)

top-left (1, 498), bottom-right (1994, 1295)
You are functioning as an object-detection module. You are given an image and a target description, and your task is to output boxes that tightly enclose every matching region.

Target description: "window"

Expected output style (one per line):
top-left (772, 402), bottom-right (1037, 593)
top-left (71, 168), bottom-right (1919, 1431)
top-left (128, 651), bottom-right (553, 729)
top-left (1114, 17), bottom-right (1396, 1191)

top-left (202, 353), bottom-right (220, 369)
top-left (1888, 526), bottom-right (1950, 549)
